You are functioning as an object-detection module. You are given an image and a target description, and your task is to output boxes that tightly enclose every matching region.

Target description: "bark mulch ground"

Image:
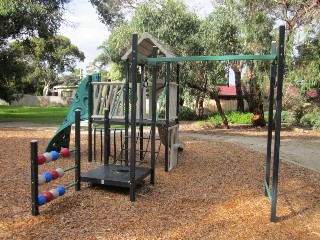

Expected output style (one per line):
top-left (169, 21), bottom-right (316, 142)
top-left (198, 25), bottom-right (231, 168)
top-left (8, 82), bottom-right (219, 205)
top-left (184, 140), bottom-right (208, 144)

top-left (0, 124), bottom-right (319, 239)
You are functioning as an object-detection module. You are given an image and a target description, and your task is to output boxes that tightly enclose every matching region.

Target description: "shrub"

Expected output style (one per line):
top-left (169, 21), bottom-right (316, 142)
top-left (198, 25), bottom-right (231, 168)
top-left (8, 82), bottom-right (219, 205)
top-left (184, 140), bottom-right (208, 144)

top-left (280, 111), bottom-right (295, 124)
top-left (227, 111), bottom-right (252, 124)
top-left (293, 106), bottom-right (304, 124)
top-left (300, 113), bottom-right (313, 126)
top-left (179, 106), bottom-right (198, 121)
top-left (311, 116), bottom-right (320, 131)
top-left (300, 111), bottom-right (320, 131)
top-left (264, 110), bottom-right (295, 124)
top-left (207, 111), bottom-right (252, 125)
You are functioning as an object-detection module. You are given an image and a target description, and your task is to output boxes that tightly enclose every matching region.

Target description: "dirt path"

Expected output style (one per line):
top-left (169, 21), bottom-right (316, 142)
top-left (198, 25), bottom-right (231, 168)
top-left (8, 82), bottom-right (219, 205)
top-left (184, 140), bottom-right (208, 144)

top-left (0, 121), bottom-right (319, 173)
top-left (180, 132), bottom-right (320, 173)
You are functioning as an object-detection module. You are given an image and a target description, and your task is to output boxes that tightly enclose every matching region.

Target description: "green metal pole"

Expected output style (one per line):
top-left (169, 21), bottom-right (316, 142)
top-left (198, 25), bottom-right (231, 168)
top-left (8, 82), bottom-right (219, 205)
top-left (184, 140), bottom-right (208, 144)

top-left (88, 75), bottom-right (93, 162)
top-left (31, 140), bottom-right (39, 216)
top-left (130, 33), bottom-right (138, 202)
top-left (265, 41), bottom-right (276, 197)
top-left (271, 25), bottom-right (285, 223)
top-left (104, 109), bottom-right (110, 165)
top-left (176, 64), bottom-right (180, 123)
top-left (74, 109), bottom-right (81, 191)
top-left (139, 64), bottom-right (145, 162)
top-left (151, 46), bottom-right (158, 185)
top-left (165, 62), bottom-right (170, 172)
top-left (125, 60), bottom-right (130, 165)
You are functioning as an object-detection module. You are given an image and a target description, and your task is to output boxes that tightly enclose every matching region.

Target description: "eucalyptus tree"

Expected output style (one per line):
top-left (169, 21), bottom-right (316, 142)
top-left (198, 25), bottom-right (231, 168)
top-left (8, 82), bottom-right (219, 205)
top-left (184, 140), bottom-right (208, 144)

top-left (0, 0), bottom-right (71, 102)
top-left (97, 0), bottom-right (202, 85)
top-left (236, 1), bottom-right (274, 126)
top-left (269, 0), bottom-right (320, 100)
top-left (11, 36), bottom-right (85, 96)
top-left (90, 0), bottom-right (143, 29)
top-left (293, 29), bottom-right (320, 97)
top-left (96, 0), bottom-right (236, 127)
top-left (203, 0), bottom-right (274, 126)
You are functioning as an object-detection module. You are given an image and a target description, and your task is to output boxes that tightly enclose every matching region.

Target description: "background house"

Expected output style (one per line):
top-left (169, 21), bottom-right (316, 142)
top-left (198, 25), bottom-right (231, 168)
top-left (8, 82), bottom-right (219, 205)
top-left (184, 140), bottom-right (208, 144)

top-left (50, 85), bottom-right (78, 97)
top-left (202, 86), bottom-right (249, 114)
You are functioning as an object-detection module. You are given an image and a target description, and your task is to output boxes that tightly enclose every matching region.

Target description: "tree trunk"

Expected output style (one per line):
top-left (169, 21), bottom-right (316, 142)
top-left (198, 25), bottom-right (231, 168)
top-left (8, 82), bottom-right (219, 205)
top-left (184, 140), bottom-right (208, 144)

top-left (198, 97), bottom-right (204, 120)
top-left (186, 82), bottom-right (229, 129)
top-left (43, 84), bottom-right (50, 96)
top-left (234, 69), bottom-right (245, 112)
top-left (245, 68), bottom-right (266, 127)
top-left (195, 96), bottom-right (199, 115)
top-left (210, 92), bottom-right (230, 129)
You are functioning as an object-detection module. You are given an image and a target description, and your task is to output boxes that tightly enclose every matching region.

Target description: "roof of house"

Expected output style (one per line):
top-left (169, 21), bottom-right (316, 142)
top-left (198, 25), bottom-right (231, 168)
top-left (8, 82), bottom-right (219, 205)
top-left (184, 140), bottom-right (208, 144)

top-left (306, 91), bottom-right (318, 99)
top-left (121, 32), bottom-right (176, 61)
top-left (216, 86), bottom-right (238, 96)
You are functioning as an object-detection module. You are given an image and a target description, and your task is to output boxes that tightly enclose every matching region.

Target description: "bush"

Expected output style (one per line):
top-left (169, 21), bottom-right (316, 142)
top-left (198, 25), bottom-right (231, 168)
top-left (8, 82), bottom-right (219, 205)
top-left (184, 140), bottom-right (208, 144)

top-left (264, 110), bottom-right (295, 124)
top-left (300, 112), bottom-right (320, 131)
top-left (179, 106), bottom-right (198, 121)
top-left (293, 106), bottom-right (304, 123)
top-left (281, 111), bottom-right (295, 124)
top-left (227, 111), bottom-right (252, 124)
top-left (311, 116), bottom-right (320, 131)
top-left (207, 111), bottom-right (252, 125)
top-left (300, 113), bottom-right (313, 126)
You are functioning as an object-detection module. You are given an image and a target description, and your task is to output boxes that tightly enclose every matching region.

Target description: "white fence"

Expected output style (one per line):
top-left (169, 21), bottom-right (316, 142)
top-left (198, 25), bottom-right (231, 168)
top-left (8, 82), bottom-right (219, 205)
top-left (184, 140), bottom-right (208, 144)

top-left (11, 94), bottom-right (248, 114)
top-left (11, 94), bottom-right (73, 107)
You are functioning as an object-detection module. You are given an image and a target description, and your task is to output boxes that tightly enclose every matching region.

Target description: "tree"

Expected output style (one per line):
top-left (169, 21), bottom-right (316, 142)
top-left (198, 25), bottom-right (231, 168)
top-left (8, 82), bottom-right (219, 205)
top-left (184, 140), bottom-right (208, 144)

top-left (294, 29), bottom-right (320, 97)
top-left (0, 0), bottom-right (70, 49)
top-left (262, 0), bottom-right (320, 37)
top-left (58, 68), bottom-right (84, 86)
top-left (89, 0), bottom-right (144, 29)
top-left (0, 0), bottom-right (71, 102)
top-left (203, 1), bottom-right (275, 126)
top-left (261, 0), bottom-right (320, 110)
top-left (11, 36), bottom-right (85, 96)
top-left (96, 0), bottom-right (234, 127)
top-left (0, 46), bottom-right (31, 102)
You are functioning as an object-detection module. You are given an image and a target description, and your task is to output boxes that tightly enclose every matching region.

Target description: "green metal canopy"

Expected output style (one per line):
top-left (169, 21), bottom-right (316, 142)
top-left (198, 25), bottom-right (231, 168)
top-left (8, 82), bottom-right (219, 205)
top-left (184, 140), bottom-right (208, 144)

top-left (138, 54), bottom-right (277, 63)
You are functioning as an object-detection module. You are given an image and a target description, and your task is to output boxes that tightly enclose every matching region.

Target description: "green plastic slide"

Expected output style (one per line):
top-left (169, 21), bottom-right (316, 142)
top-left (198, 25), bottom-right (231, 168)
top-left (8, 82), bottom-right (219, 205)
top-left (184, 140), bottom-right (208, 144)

top-left (45, 73), bottom-right (100, 151)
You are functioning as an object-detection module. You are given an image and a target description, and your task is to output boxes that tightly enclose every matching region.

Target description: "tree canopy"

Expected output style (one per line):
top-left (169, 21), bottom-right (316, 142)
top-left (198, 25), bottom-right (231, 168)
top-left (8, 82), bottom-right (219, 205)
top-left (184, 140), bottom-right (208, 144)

top-left (0, 0), bottom-right (70, 49)
top-left (0, 0), bottom-right (76, 102)
top-left (91, 0), bottom-right (319, 127)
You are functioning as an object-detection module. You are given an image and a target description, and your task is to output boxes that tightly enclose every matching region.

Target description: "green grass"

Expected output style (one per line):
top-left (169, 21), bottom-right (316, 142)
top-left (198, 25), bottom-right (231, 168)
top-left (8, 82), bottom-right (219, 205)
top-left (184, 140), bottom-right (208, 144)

top-left (0, 106), bottom-right (69, 124)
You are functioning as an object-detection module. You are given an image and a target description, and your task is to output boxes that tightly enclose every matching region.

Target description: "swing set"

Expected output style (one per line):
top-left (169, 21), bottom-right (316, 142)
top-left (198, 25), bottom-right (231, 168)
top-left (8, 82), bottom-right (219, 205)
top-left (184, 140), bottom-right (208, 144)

top-left (124, 25), bottom-right (285, 222)
top-left (44, 26), bottom-right (285, 223)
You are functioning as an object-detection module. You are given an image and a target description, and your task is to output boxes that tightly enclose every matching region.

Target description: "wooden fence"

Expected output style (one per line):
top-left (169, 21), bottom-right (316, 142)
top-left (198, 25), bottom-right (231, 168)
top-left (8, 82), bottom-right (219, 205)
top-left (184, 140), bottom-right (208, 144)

top-left (203, 99), bottom-right (249, 113)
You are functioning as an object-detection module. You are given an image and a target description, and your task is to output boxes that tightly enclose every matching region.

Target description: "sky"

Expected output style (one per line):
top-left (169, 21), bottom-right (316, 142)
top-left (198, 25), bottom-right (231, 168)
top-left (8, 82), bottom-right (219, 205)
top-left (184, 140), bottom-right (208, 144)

top-left (58, 0), bottom-right (213, 71)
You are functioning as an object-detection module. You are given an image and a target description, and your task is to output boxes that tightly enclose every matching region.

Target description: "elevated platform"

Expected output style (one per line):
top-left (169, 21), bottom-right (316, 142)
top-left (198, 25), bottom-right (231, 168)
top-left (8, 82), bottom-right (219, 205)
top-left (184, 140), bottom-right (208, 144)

top-left (81, 164), bottom-right (152, 188)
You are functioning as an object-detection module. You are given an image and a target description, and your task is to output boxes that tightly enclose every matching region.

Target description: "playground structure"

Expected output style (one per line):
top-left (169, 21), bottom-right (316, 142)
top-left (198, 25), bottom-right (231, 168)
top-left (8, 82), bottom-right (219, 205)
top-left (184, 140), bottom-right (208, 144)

top-left (40, 26), bottom-right (285, 222)
top-left (31, 110), bottom-right (81, 216)
top-left (45, 32), bottom-right (183, 204)
top-left (81, 33), bottom-right (182, 202)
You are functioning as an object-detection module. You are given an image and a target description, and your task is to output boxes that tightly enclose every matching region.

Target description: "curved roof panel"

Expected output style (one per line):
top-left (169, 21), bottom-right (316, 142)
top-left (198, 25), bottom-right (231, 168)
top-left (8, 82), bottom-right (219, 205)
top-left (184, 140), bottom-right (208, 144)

top-left (121, 32), bottom-right (176, 60)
